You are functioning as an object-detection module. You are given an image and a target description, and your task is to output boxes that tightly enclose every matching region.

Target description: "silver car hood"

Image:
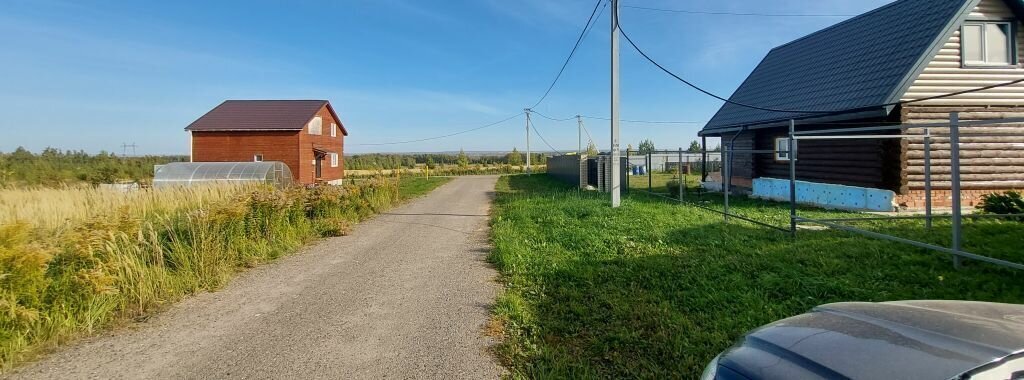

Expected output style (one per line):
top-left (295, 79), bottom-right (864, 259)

top-left (718, 301), bottom-right (1024, 379)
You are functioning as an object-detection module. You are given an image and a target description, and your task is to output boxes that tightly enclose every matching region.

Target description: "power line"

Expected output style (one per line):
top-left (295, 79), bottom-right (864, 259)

top-left (614, 9), bottom-right (830, 115)
top-left (616, 7), bottom-right (1024, 118)
top-left (529, 0), bottom-right (606, 109)
top-left (531, 109), bottom-right (704, 124)
top-left (580, 119), bottom-right (596, 147)
top-left (582, 115), bottom-right (704, 124)
top-left (527, 114), bottom-right (563, 154)
top-left (621, 5), bottom-right (855, 17)
top-left (530, 110), bottom-right (576, 122)
top-left (349, 113), bottom-right (522, 146)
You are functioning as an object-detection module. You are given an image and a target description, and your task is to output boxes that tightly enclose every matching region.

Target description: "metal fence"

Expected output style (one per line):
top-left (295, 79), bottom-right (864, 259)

top-left (627, 113), bottom-right (1024, 271)
top-left (788, 113), bottom-right (1024, 271)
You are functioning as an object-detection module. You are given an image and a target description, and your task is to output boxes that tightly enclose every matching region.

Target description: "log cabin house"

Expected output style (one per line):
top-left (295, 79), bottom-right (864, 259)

top-left (185, 100), bottom-right (347, 185)
top-left (699, 0), bottom-right (1024, 210)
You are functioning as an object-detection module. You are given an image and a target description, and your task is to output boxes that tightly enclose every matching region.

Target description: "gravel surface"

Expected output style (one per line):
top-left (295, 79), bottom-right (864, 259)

top-left (9, 176), bottom-right (504, 380)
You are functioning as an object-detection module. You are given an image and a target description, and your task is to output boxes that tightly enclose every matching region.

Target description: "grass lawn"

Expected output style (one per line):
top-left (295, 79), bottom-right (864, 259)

top-left (396, 176), bottom-right (452, 200)
top-left (488, 174), bottom-right (1024, 378)
top-left (626, 172), bottom-right (682, 194)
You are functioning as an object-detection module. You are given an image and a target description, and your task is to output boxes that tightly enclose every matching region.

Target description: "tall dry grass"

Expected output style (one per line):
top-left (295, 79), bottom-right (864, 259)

top-left (0, 185), bottom-right (239, 230)
top-left (0, 179), bottom-right (400, 370)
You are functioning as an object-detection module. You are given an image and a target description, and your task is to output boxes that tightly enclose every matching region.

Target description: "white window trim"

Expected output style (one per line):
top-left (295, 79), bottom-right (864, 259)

top-left (331, 123), bottom-right (337, 137)
top-left (330, 153), bottom-right (339, 167)
top-left (308, 116), bottom-right (323, 135)
top-left (253, 154), bottom-right (264, 162)
top-left (962, 21), bottom-right (1015, 67)
top-left (774, 137), bottom-right (791, 162)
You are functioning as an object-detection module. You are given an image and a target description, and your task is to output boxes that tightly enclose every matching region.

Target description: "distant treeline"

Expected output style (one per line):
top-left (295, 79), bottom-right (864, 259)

top-left (0, 147), bottom-right (187, 187)
top-left (345, 151), bottom-right (549, 170)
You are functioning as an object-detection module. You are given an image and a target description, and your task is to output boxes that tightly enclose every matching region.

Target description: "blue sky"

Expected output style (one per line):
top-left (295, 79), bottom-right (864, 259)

top-left (0, 0), bottom-right (891, 155)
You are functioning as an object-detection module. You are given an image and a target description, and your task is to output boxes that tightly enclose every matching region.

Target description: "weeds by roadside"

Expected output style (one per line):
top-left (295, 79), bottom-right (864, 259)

top-left (0, 177), bottom-right (448, 370)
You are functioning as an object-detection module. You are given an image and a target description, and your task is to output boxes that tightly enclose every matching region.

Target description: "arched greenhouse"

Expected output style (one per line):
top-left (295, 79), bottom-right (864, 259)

top-left (153, 161), bottom-right (293, 188)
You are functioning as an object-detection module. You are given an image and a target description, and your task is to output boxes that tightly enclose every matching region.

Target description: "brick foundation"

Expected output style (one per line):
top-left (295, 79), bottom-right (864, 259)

top-left (895, 189), bottom-right (1011, 210)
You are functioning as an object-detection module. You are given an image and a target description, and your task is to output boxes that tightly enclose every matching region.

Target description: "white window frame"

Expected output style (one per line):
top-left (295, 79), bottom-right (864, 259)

top-left (774, 137), bottom-right (790, 162)
top-left (330, 153), bottom-right (339, 167)
top-left (308, 116), bottom-right (323, 135)
top-left (253, 154), bottom-right (263, 162)
top-left (331, 123), bottom-right (337, 137)
top-left (961, 21), bottom-right (1015, 67)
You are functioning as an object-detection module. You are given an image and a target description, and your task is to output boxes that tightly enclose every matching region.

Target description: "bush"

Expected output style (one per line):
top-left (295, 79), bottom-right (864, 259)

top-left (666, 180), bottom-right (682, 197)
top-left (976, 191), bottom-right (1024, 221)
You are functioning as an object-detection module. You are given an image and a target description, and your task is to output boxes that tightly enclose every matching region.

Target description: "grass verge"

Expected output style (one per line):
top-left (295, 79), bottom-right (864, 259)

top-left (488, 174), bottom-right (1024, 378)
top-left (0, 177), bottom-right (448, 370)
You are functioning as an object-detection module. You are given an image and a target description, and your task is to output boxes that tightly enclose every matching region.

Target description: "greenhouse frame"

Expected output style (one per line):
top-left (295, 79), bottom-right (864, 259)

top-left (153, 161), bottom-right (293, 188)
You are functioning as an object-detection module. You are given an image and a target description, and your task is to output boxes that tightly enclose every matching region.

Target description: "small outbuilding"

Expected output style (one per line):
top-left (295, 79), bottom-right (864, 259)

top-left (185, 100), bottom-right (348, 185)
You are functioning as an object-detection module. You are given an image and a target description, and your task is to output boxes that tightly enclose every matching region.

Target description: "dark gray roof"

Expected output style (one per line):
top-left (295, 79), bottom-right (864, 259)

top-left (186, 100), bottom-right (348, 135)
top-left (702, 0), bottom-right (978, 133)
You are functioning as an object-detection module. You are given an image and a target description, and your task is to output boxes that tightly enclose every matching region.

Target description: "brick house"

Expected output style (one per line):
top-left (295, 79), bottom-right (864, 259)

top-left (185, 100), bottom-right (347, 185)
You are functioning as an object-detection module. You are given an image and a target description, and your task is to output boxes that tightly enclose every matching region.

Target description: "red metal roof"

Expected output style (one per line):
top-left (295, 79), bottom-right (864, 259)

top-left (185, 100), bottom-right (348, 135)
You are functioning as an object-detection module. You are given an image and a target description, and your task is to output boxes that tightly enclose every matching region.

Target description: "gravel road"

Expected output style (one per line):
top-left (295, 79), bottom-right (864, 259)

top-left (10, 176), bottom-right (504, 379)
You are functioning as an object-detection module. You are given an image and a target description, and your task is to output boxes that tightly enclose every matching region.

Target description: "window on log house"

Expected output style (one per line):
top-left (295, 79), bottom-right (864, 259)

top-left (775, 137), bottom-right (790, 162)
top-left (962, 22), bottom-right (1014, 66)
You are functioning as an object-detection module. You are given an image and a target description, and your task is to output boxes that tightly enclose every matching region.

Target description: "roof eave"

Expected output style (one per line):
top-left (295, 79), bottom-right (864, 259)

top-left (697, 107), bottom-right (890, 137)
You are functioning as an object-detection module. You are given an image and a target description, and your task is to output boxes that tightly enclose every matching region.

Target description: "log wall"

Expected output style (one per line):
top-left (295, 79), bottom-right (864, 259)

top-left (900, 106), bottom-right (1024, 191)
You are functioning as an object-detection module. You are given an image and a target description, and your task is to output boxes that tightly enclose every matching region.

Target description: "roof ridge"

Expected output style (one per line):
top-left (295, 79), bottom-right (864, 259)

top-left (223, 99), bottom-right (328, 102)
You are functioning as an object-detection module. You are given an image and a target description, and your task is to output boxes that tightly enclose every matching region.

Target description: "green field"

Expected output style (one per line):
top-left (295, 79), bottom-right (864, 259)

top-left (488, 174), bottom-right (1024, 378)
top-left (397, 177), bottom-right (452, 199)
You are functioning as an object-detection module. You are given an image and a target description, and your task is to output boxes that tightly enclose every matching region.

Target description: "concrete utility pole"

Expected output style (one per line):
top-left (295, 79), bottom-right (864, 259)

top-left (524, 109), bottom-right (532, 175)
top-left (610, 0), bottom-right (621, 207)
top-left (576, 115), bottom-right (583, 155)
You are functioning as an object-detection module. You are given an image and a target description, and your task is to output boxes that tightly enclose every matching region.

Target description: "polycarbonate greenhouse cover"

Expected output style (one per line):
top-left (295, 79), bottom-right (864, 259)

top-left (153, 161), bottom-right (292, 188)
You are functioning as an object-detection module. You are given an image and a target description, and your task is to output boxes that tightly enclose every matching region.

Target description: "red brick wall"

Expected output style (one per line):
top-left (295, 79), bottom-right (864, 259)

top-left (895, 189), bottom-right (1010, 209)
top-left (191, 131), bottom-right (301, 181)
top-left (297, 105), bottom-right (345, 184)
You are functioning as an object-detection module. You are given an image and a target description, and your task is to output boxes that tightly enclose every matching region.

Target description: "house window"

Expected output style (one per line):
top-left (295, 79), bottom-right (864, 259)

top-left (774, 137), bottom-right (791, 161)
top-left (330, 153), bottom-right (339, 167)
top-left (962, 22), bottom-right (1014, 66)
top-left (253, 154), bottom-right (263, 162)
top-left (331, 123), bottom-right (337, 137)
top-left (308, 116), bottom-right (323, 135)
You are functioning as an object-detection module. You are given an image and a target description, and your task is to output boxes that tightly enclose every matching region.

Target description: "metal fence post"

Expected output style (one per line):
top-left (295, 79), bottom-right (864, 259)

top-left (789, 119), bottom-right (797, 237)
top-left (685, 153), bottom-right (690, 199)
top-left (678, 147), bottom-right (684, 202)
top-left (618, 148), bottom-right (626, 193)
top-left (724, 143), bottom-right (731, 223)
top-left (648, 151), bottom-right (653, 192)
top-left (923, 127), bottom-right (932, 230)
top-left (701, 136), bottom-right (708, 182)
top-left (949, 112), bottom-right (963, 269)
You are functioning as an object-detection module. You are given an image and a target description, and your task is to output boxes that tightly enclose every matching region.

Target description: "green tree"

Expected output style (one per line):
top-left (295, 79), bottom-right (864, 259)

top-left (457, 149), bottom-right (470, 169)
top-left (687, 140), bottom-right (702, 153)
top-left (585, 141), bottom-right (599, 157)
top-left (507, 147), bottom-right (523, 166)
top-left (638, 139), bottom-right (655, 154)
